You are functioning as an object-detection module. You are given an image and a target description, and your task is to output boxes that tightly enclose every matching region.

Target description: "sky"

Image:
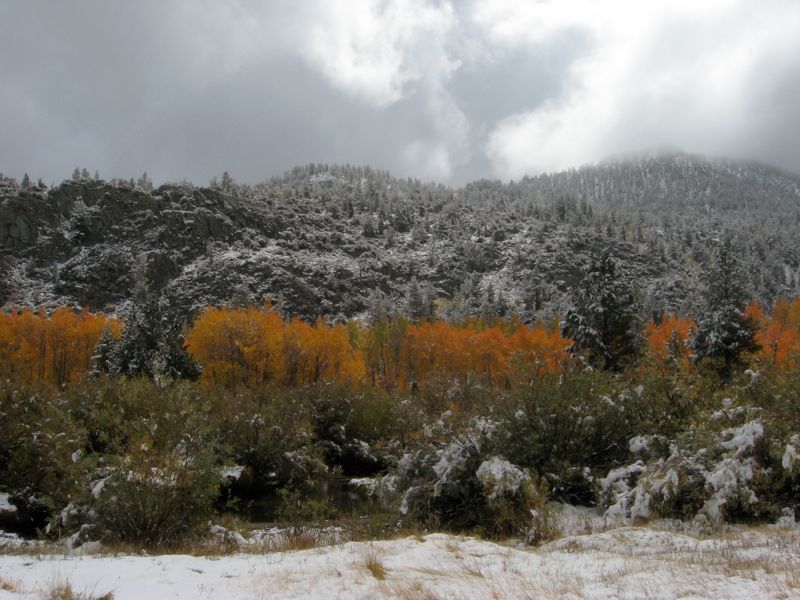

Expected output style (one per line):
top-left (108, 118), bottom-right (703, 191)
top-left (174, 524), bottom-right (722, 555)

top-left (1, 0), bottom-right (799, 185)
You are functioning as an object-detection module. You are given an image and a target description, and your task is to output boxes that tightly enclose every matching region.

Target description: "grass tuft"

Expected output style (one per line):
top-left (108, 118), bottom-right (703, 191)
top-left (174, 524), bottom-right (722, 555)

top-left (362, 544), bottom-right (387, 580)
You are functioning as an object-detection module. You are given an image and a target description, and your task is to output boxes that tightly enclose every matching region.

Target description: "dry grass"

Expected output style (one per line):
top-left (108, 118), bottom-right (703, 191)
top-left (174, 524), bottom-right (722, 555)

top-left (362, 544), bottom-right (388, 580)
top-left (45, 581), bottom-right (114, 600)
top-left (1, 577), bottom-right (19, 592)
top-left (384, 581), bottom-right (446, 600)
top-left (461, 558), bottom-right (486, 578)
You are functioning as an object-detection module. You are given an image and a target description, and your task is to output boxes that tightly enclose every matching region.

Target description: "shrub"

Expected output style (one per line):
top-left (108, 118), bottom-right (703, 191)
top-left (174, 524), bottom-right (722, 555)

top-left (389, 413), bottom-right (553, 542)
top-left (308, 384), bottom-right (399, 475)
top-left (217, 387), bottom-right (327, 495)
top-left (599, 404), bottom-right (797, 526)
top-left (90, 443), bottom-right (220, 548)
top-left (0, 382), bottom-right (87, 533)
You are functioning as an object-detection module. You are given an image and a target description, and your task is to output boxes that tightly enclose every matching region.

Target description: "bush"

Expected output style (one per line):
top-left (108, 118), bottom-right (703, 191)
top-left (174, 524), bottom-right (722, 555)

top-left (0, 383), bottom-right (87, 533)
top-left (216, 387), bottom-right (326, 495)
top-left (389, 413), bottom-right (553, 542)
top-left (599, 402), bottom-right (798, 526)
top-left (308, 384), bottom-right (401, 476)
top-left (90, 443), bottom-right (220, 548)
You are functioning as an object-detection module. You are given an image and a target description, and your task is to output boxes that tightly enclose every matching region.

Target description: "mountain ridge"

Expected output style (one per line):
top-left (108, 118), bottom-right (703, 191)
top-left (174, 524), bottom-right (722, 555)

top-left (2, 152), bottom-right (799, 322)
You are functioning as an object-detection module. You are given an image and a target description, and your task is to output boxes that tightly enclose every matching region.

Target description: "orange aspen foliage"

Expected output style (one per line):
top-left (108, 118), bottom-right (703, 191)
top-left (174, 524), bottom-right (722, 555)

top-left (0, 307), bottom-right (115, 385)
top-left (281, 318), bottom-right (365, 385)
top-left (186, 304), bottom-right (286, 387)
top-left (398, 320), bottom-right (569, 391)
top-left (750, 298), bottom-right (800, 369)
top-left (360, 318), bottom-right (408, 390)
top-left (743, 300), bottom-right (766, 328)
top-left (644, 314), bottom-right (695, 368)
top-left (507, 324), bottom-right (571, 383)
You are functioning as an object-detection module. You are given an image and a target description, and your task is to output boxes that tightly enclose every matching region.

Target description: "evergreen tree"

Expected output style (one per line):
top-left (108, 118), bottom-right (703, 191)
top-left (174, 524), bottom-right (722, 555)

top-left (561, 251), bottom-right (642, 370)
top-left (687, 235), bottom-right (760, 378)
top-left (20, 173), bottom-right (30, 189)
top-left (407, 277), bottom-right (425, 321)
top-left (90, 326), bottom-right (116, 377)
top-left (136, 172), bottom-right (152, 192)
top-left (94, 294), bottom-right (201, 381)
top-left (221, 171), bottom-right (233, 191)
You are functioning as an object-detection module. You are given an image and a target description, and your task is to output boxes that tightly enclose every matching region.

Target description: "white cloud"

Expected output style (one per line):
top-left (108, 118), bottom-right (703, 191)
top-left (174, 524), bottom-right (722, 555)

top-left (474, 0), bottom-right (800, 179)
top-left (298, 0), bottom-right (457, 107)
top-left (292, 0), bottom-right (469, 179)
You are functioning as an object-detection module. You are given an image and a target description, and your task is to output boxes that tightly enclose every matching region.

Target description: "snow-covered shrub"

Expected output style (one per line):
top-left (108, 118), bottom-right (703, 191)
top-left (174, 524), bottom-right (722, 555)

top-left (216, 389), bottom-right (327, 496)
top-left (599, 448), bottom-right (706, 522)
top-left (600, 409), bottom-right (796, 526)
top-left (308, 385), bottom-right (397, 475)
top-left (388, 414), bottom-right (552, 542)
top-left (498, 372), bottom-right (661, 503)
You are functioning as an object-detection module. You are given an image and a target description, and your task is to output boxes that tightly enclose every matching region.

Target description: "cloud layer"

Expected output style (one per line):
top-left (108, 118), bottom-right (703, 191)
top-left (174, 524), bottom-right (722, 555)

top-left (1, 0), bottom-right (799, 184)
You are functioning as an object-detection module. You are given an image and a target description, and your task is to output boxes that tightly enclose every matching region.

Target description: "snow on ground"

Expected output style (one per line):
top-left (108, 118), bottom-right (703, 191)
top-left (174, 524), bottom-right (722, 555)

top-left (1, 525), bottom-right (799, 599)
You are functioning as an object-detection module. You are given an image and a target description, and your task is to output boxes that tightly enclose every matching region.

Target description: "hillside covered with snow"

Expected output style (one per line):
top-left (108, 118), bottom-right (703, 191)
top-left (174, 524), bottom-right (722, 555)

top-left (2, 151), bottom-right (800, 322)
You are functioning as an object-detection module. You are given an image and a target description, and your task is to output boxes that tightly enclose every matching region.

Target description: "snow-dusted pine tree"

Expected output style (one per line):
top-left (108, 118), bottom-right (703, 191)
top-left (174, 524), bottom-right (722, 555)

top-left (90, 325), bottom-right (117, 377)
top-left (96, 294), bottom-right (201, 381)
top-left (688, 235), bottom-right (759, 378)
top-left (561, 251), bottom-right (642, 370)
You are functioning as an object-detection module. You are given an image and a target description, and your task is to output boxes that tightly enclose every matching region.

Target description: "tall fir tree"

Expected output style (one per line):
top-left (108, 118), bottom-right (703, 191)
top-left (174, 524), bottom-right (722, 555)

top-left (561, 250), bottom-right (642, 370)
top-left (687, 235), bottom-right (760, 378)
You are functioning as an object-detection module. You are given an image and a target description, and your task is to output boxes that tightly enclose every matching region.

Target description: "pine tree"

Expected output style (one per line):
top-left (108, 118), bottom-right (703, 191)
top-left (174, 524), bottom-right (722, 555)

top-left (561, 251), bottom-right (642, 370)
top-left (99, 295), bottom-right (201, 381)
top-left (687, 235), bottom-right (760, 378)
top-left (21, 173), bottom-right (30, 189)
top-left (221, 171), bottom-right (233, 192)
top-left (136, 172), bottom-right (152, 192)
top-left (407, 277), bottom-right (425, 321)
top-left (90, 326), bottom-right (116, 377)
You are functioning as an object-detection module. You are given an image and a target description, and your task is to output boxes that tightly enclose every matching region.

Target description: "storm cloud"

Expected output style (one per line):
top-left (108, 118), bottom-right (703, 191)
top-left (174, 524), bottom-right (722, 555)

top-left (1, 0), bottom-right (799, 185)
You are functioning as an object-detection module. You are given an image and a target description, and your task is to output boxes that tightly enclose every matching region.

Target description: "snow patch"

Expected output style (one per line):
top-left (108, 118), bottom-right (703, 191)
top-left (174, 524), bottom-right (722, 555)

top-left (475, 457), bottom-right (528, 500)
top-left (0, 493), bottom-right (17, 513)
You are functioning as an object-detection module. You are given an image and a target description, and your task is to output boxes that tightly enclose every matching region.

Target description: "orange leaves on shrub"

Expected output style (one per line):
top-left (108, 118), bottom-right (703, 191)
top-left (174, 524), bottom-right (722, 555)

top-left (0, 307), bottom-right (115, 385)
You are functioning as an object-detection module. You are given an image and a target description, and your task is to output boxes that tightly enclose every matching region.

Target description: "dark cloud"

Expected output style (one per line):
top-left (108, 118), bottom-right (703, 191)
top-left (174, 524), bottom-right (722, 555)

top-left (1, 1), bottom-right (799, 185)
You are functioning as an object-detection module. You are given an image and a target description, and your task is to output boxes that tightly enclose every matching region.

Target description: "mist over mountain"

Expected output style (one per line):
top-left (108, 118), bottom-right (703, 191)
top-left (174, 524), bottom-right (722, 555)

top-left (2, 150), bottom-right (799, 322)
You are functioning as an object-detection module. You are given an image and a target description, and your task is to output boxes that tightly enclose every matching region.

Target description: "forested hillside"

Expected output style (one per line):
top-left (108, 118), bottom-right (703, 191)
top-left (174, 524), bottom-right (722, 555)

top-left (2, 150), bottom-right (800, 322)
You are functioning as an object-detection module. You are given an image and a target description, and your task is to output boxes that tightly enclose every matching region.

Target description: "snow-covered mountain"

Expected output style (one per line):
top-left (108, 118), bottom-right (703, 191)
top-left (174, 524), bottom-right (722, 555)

top-left (2, 151), bottom-right (799, 321)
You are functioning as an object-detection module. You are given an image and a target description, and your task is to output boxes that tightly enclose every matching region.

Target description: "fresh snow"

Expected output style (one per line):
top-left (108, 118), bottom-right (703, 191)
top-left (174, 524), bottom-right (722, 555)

top-left (475, 456), bottom-right (528, 500)
top-left (1, 526), bottom-right (798, 599)
top-left (720, 421), bottom-right (764, 454)
top-left (0, 495), bottom-right (15, 514)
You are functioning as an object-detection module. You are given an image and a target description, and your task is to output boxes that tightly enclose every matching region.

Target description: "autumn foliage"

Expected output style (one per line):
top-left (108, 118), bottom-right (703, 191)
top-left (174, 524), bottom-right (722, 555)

top-left (0, 307), bottom-right (116, 385)
top-left (746, 298), bottom-right (800, 368)
top-left (186, 304), bottom-right (364, 387)
top-left (644, 314), bottom-right (696, 369)
top-left (187, 306), bottom-right (569, 390)
top-left (3, 298), bottom-right (800, 389)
